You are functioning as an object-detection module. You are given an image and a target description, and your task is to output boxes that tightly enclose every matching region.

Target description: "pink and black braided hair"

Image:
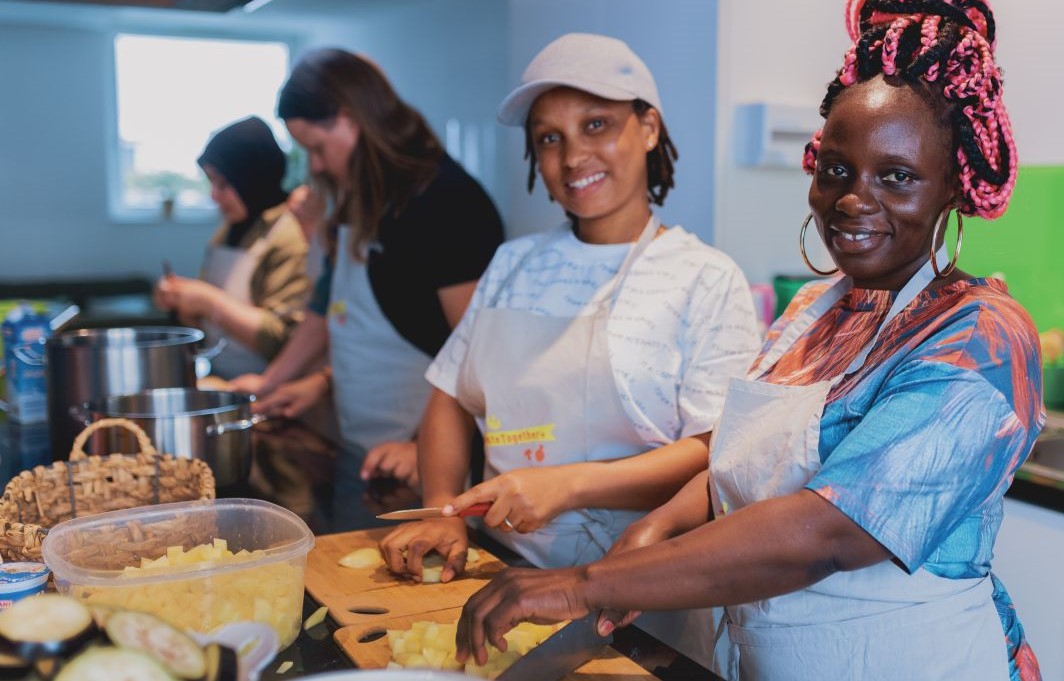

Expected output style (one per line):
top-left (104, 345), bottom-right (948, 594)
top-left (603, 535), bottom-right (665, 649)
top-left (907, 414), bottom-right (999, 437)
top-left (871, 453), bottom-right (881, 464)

top-left (802, 0), bottom-right (1017, 219)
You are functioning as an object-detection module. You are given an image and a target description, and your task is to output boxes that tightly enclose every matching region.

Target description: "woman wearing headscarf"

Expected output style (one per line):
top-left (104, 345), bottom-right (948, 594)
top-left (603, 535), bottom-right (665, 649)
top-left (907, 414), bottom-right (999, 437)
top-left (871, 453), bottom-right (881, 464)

top-left (154, 116), bottom-right (309, 380)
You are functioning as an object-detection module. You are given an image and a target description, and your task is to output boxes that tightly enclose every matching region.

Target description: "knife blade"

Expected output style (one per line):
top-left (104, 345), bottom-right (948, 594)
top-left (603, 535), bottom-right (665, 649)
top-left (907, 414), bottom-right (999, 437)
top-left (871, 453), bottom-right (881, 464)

top-left (496, 614), bottom-right (611, 681)
top-left (376, 502), bottom-right (492, 521)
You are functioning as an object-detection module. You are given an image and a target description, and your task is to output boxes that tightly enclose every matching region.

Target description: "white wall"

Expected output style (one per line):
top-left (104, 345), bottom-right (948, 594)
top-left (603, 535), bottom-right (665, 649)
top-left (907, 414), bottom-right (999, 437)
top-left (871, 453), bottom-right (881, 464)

top-left (0, 1), bottom-right (511, 282)
top-left (0, 5), bottom-right (322, 282)
top-left (714, 0), bottom-right (1064, 285)
top-left (0, 23), bottom-right (224, 281)
top-left (300, 0), bottom-right (509, 206)
top-left (502, 0), bottom-right (718, 242)
top-left (0, 0), bottom-right (718, 283)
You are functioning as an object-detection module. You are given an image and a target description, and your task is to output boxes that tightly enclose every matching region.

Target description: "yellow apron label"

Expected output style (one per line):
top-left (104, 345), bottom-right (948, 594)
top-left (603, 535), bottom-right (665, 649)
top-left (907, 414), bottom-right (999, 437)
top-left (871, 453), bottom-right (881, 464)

top-left (484, 423), bottom-right (556, 448)
top-left (328, 300), bottom-right (347, 325)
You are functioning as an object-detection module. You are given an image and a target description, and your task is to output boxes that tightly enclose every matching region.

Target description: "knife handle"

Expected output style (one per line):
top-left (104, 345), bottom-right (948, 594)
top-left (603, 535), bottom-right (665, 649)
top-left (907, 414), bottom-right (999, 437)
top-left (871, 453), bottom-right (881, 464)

top-left (457, 502), bottom-right (492, 517)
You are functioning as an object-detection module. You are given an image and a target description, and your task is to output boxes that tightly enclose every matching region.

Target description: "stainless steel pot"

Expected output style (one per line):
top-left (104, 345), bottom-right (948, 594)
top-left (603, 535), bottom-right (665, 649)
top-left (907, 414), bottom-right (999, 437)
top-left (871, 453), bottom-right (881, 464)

top-left (74, 388), bottom-right (266, 488)
top-left (45, 327), bottom-right (207, 458)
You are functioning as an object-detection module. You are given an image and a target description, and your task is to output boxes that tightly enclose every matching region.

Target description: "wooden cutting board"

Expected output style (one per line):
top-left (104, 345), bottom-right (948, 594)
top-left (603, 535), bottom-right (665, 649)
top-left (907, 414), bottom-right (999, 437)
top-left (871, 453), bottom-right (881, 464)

top-left (305, 529), bottom-right (507, 627)
top-left (334, 608), bottom-right (658, 680)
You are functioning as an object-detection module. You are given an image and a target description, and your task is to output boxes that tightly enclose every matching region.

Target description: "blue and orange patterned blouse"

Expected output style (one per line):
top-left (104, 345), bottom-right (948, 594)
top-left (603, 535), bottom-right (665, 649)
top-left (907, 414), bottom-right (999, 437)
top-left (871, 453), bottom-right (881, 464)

top-left (758, 277), bottom-right (1044, 681)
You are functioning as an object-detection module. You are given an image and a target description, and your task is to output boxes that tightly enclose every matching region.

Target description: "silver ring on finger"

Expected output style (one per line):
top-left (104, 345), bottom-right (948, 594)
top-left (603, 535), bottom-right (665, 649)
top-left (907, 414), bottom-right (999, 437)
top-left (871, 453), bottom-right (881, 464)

top-left (503, 517), bottom-right (516, 531)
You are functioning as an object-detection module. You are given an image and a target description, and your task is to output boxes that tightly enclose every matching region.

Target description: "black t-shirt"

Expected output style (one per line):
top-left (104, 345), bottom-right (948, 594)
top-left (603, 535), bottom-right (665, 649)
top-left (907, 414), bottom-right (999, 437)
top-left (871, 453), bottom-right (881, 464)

top-left (310, 154), bottom-right (504, 357)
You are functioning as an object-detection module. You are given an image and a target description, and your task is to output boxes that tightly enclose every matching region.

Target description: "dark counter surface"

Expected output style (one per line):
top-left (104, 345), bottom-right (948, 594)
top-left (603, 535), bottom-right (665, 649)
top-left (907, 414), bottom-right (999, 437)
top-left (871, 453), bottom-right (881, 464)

top-left (244, 420), bottom-right (716, 680)
top-left (0, 415), bottom-right (715, 680)
top-left (4, 408), bottom-right (1061, 679)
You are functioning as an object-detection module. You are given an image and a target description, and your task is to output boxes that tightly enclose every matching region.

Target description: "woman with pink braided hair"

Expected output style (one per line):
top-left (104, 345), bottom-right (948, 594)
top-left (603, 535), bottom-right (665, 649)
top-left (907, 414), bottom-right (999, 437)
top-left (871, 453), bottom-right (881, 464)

top-left (452, 1), bottom-right (1044, 679)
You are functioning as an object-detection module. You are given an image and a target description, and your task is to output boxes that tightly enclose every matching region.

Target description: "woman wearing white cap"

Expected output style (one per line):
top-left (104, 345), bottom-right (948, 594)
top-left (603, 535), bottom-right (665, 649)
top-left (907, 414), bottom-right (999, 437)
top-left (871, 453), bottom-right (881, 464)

top-left (381, 33), bottom-right (760, 661)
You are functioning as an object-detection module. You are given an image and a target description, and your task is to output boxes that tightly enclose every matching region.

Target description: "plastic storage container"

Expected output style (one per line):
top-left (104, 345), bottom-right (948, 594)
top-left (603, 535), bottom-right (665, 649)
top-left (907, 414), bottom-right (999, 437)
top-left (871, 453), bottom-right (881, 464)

top-left (41, 498), bottom-right (313, 647)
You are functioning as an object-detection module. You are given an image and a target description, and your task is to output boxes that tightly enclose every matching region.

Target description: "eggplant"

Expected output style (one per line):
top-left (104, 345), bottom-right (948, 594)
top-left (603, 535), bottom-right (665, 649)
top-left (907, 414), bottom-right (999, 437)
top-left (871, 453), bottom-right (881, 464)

top-left (54, 646), bottom-right (177, 681)
top-left (0, 594), bottom-right (99, 664)
top-left (104, 610), bottom-right (207, 680)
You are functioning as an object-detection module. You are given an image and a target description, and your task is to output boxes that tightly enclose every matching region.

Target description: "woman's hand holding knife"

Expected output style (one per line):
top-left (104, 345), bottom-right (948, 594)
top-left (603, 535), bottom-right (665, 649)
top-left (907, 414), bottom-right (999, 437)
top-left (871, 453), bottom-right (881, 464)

top-left (442, 466), bottom-right (579, 534)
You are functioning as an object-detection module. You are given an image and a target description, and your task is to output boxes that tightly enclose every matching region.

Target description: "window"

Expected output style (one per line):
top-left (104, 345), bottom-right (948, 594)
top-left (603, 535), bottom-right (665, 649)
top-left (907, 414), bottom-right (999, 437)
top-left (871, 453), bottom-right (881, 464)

top-left (110, 34), bottom-right (291, 222)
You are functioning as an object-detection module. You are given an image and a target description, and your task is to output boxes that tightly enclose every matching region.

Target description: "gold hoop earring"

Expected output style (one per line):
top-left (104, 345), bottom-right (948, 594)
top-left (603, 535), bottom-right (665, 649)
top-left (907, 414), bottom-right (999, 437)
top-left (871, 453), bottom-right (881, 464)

top-left (930, 208), bottom-right (964, 278)
top-left (799, 213), bottom-right (839, 276)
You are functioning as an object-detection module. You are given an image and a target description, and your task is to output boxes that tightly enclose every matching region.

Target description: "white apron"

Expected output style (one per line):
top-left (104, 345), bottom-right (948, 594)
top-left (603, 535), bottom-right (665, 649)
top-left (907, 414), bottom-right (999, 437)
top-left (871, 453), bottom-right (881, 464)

top-left (455, 217), bottom-right (717, 667)
top-left (327, 227), bottom-right (432, 452)
top-left (201, 231), bottom-right (272, 380)
top-left (708, 253), bottom-right (1010, 681)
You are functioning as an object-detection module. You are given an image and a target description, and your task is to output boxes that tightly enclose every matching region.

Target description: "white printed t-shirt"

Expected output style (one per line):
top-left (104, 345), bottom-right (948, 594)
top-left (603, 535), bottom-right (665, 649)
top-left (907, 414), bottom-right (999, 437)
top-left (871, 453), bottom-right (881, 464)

top-left (426, 225), bottom-right (762, 445)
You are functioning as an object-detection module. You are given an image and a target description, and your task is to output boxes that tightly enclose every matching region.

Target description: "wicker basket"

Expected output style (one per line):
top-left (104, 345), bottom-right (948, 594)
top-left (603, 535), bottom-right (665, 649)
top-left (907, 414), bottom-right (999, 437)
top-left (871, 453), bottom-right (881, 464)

top-left (0, 418), bottom-right (216, 562)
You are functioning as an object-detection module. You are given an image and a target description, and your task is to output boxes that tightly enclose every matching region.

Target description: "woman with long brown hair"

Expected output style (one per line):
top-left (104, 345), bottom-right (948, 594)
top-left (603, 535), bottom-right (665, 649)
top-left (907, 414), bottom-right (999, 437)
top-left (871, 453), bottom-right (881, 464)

top-left (231, 49), bottom-right (503, 514)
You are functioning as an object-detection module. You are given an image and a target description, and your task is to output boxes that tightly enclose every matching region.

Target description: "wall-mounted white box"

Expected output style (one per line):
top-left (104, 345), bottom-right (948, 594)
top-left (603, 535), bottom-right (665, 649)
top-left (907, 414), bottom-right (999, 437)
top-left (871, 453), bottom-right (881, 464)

top-left (734, 102), bottom-right (823, 170)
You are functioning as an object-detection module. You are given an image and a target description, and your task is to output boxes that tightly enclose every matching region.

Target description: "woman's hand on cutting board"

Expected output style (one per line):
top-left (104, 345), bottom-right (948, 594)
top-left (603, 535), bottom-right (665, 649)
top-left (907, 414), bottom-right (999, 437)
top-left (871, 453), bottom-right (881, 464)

top-left (456, 565), bottom-right (590, 666)
top-left (380, 518), bottom-right (469, 583)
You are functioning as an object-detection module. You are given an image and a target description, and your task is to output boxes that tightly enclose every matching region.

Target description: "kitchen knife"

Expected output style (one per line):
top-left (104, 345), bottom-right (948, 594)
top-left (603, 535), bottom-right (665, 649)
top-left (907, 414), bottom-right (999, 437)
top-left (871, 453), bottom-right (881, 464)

top-left (376, 502), bottom-right (491, 521)
top-left (496, 614), bottom-right (611, 681)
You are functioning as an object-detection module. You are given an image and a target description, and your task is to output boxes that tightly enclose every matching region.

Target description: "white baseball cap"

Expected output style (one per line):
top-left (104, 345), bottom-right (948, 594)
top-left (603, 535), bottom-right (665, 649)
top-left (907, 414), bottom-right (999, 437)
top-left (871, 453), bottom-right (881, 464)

top-left (497, 33), bottom-right (662, 127)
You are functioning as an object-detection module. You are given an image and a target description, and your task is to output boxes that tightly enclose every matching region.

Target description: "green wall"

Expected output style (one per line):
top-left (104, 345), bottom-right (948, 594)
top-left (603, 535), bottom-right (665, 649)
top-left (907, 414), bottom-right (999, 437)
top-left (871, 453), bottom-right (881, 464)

top-left (963, 166), bottom-right (1064, 332)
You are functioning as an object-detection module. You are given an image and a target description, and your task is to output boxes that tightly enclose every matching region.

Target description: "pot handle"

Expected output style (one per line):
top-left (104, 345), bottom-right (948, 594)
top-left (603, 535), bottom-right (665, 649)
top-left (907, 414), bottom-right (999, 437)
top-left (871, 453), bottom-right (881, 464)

top-left (195, 337), bottom-right (228, 361)
top-left (193, 338), bottom-right (228, 381)
top-left (206, 412), bottom-right (268, 437)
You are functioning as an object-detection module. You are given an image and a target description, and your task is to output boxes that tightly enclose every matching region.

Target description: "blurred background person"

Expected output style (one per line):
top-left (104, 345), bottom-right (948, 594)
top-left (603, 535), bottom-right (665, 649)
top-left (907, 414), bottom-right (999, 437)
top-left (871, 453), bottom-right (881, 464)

top-left (231, 49), bottom-right (504, 522)
top-left (154, 115), bottom-right (310, 380)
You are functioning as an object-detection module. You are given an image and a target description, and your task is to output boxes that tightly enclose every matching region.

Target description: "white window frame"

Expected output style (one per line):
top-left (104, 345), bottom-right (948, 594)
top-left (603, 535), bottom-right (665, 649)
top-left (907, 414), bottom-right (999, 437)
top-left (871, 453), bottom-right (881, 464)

top-left (104, 30), bottom-right (295, 225)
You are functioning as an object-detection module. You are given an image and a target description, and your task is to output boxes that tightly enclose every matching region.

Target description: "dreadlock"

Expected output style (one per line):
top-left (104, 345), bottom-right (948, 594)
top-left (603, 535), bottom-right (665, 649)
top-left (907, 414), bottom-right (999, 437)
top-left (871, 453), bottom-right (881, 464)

top-left (803, 0), bottom-right (1016, 219)
top-left (523, 99), bottom-right (679, 207)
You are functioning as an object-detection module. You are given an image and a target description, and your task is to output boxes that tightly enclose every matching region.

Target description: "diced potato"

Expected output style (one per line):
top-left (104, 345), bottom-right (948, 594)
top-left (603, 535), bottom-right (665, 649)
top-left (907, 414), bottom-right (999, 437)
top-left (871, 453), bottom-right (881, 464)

top-left (338, 547), bottom-right (384, 569)
top-left (303, 605), bottom-right (328, 631)
top-left (503, 628), bottom-right (538, 655)
top-left (386, 618), bottom-right (558, 679)
top-left (66, 539), bottom-right (305, 648)
top-left (419, 552), bottom-right (448, 583)
top-left (421, 566), bottom-right (444, 584)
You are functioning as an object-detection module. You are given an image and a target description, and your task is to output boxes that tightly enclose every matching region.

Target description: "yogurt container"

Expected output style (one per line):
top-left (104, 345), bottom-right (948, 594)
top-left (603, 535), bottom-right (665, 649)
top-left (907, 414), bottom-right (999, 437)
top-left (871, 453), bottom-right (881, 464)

top-left (0, 562), bottom-right (50, 609)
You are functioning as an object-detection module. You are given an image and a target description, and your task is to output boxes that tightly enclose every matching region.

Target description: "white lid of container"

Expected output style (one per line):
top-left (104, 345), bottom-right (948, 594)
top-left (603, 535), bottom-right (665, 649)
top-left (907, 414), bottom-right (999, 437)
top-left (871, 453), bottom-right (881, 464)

top-left (0, 562), bottom-right (50, 593)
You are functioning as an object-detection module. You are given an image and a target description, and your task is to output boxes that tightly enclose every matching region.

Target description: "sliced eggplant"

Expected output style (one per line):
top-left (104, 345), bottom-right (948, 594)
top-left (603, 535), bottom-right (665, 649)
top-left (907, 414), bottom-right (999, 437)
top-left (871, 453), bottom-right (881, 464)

top-left (0, 650), bottom-right (29, 670)
top-left (203, 642), bottom-right (240, 681)
top-left (0, 594), bottom-right (98, 663)
top-left (54, 646), bottom-right (177, 681)
top-left (104, 610), bottom-right (206, 680)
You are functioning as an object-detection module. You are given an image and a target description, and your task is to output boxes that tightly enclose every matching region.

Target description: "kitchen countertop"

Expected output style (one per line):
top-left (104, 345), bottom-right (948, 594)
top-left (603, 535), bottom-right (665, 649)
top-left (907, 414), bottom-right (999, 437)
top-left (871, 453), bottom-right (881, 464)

top-left (0, 415), bottom-right (715, 681)
top-left (1, 409), bottom-right (1060, 679)
top-left (244, 421), bottom-right (715, 680)
top-left (4, 408), bottom-right (1062, 517)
